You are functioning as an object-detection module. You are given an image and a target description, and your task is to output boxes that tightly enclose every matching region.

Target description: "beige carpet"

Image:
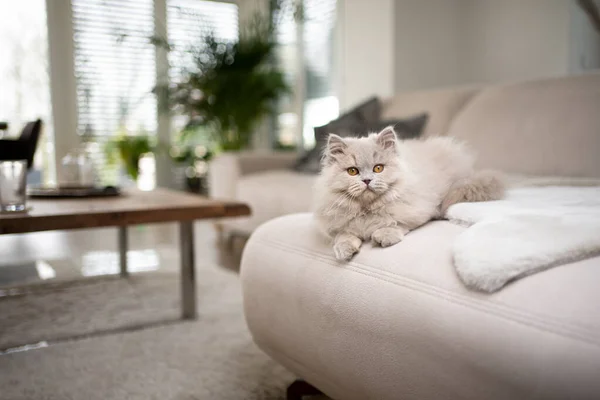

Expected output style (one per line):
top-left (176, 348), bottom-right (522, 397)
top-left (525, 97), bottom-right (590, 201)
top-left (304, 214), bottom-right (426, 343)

top-left (0, 263), bottom-right (297, 399)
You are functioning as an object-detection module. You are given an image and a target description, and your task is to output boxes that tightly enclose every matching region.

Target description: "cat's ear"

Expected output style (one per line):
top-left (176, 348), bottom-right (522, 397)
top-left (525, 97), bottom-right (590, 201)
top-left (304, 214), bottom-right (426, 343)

top-left (376, 126), bottom-right (397, 151)
top-left (327, 134), bottom-right (347, 156)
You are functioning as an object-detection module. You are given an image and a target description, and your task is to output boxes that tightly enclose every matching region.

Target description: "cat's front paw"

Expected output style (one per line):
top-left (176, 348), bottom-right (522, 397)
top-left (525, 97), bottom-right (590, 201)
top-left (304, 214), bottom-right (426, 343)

top-left (333, 241), bottom-right (359, 261)
top-left (372, 227), bottom-right (407, 248)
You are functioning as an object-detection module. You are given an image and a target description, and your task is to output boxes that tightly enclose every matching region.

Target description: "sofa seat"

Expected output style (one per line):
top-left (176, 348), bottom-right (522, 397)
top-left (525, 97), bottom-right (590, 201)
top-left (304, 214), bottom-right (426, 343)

top-left (221, 170), bottom-right (316, 234)
top-left (241, 213), bottom-right (600, 400)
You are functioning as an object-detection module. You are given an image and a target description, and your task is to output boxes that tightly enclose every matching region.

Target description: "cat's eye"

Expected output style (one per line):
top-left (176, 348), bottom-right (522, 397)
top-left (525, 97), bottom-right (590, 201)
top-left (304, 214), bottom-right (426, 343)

top-left (373, 164), bottom-right (384, 173)
top-left (347, 167), bottom-right (359, 176)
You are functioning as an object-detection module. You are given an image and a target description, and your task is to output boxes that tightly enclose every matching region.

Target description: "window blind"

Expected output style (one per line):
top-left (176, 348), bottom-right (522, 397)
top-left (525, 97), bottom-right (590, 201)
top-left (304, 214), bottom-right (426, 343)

top-left (272, 0), bottom-right (336, 99)
top-left (167, 0), bottom-right (238, 82)
top-left (167, 0), bottom-right (239, 133)
top-left (303, 0), bottom-right (336, 99)
top-left (272, 0), bottom-right (338, 148)
top-left (273, 0), bottom-right (299, 84)
top-left (72, 0), bottom-right (157, 138)
top-left (272, 0), bottom-right (300, 148)
top-left (302, 0), bottom-right (338, 147)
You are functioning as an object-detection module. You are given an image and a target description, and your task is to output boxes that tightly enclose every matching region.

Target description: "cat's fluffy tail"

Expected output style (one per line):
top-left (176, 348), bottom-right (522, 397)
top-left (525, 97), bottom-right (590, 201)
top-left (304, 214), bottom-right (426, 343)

top-left (441, 170), bottom-right (505, 214)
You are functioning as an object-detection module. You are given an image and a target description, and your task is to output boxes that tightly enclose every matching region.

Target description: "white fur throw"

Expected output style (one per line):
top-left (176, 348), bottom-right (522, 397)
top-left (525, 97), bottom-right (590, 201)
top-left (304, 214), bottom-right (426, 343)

top-left (445, 186), bottom-right (600, 292)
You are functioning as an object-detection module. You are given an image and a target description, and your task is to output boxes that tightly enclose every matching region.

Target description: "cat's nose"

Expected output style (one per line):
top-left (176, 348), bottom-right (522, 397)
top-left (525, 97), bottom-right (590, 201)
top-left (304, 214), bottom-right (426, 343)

top-left (362, 179), bottom-right (372, 186)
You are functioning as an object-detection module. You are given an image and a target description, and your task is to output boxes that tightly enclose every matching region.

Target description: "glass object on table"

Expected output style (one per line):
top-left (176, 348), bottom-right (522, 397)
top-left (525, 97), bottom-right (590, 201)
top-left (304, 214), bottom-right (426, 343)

top-left (60, 146), bottom-right (96, 187)
top-left (0, 160), bottom-right (27, 212)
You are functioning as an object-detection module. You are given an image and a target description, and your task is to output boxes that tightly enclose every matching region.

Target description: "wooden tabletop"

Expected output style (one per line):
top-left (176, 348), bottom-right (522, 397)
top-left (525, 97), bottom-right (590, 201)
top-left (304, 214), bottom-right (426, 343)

top-left (0, 188), bottom-right (250, 235)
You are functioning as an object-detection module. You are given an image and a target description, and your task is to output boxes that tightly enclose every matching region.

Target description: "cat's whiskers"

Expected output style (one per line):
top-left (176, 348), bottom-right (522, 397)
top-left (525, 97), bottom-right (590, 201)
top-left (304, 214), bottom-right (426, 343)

top-left (349, 181), bottom-right (367, 197)
top-left (324, 191), bottom-right (355, 215)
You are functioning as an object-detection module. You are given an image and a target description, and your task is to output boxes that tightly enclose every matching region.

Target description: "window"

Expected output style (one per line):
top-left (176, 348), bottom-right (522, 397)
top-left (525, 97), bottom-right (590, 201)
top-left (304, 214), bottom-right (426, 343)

top-left (72, 0), bottom-right (157, 138)
top-left (273, 0), bottom-right (301, 149)
top-left (302, 0), bottom-right (339, 147)
top-left (71, 0), bottom-right (157, 185)
top-left (167, 0), bottom-right (239, 135)
top-left (167, 0), bottom-right (238, 77)
top-left (273, 0), bottom-right (339, 149)
top-left (1, 0), bottom-right (334, 190)
top-left (0, 0), bottom-right (54, 182)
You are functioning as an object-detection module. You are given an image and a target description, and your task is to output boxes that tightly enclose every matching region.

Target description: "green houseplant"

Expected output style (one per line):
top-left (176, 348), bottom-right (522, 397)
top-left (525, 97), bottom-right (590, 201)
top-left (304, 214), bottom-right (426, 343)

top-left (157, 16), bottom-right (290, 152)
top-left (104, 133), bottom-right (155, 181)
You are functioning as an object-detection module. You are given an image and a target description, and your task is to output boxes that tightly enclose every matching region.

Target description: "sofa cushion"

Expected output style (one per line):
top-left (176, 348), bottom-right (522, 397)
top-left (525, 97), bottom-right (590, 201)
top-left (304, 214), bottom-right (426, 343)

top-left (294, 113), bottom-right (429, 174)
top-left (315, 96), bottom-right (383, 142)
top-left (382, 85), bottom-right (480, 137)
top-left (241, 213), bottom-right (600, 400)
top-left (221, 170), bottom-right (316, 234)
top-left (208, 151), bottom-right (298, 199)
top-left (447, 72), bottom-right (600, 178)
top-left (294, 97), bottom-right (382, 174)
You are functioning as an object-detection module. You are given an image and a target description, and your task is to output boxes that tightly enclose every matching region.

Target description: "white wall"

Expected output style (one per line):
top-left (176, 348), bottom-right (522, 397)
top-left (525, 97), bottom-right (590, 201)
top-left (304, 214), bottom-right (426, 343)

top-left (337, 0), bottom-right (395, 110)
top-left (464, 0), bottom-right (571, 84)
top-left (394, 0), bottom-right (467, 92)
top-left (391, 0), bottom-right (599, 94)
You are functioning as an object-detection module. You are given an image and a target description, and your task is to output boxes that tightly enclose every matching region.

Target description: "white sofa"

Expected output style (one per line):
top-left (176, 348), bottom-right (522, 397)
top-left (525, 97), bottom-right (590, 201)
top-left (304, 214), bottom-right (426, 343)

top-left (238, 73), bottom-right (600, 400)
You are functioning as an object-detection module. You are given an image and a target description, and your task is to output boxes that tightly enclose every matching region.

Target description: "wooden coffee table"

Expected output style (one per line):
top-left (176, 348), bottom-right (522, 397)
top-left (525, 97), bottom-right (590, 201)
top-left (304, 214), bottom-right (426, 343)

top-left (0, 188), bottom-right (250, 320)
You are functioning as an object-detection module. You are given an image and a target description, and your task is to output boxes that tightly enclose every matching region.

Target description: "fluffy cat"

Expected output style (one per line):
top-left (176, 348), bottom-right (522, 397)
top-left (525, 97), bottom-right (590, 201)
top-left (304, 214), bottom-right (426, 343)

top-left (313, 127), bottom-right (504, 261)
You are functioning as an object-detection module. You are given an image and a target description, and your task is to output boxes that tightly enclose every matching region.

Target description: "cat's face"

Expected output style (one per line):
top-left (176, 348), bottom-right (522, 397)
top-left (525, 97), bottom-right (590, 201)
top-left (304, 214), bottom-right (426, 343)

top-left (320, 127), bottom-right (402, 201)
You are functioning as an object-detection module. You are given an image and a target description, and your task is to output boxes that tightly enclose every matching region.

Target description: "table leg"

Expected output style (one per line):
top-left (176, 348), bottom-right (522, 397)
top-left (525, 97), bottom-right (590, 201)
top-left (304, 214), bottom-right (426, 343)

top-left (118, 226), bottom-right (128, 277)
top-left (179, 221), bottom-right (197, 319)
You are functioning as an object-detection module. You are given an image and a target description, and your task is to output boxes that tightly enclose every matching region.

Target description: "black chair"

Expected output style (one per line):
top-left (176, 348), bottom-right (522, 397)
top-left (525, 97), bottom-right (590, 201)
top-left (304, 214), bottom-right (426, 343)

top-left (0, 119), bottom-right (43, 170)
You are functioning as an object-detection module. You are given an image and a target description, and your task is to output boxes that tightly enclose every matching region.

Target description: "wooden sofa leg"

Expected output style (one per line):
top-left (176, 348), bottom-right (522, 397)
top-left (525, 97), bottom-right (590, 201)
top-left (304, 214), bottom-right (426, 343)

top-left (286, 379), bottom-right (323, 400)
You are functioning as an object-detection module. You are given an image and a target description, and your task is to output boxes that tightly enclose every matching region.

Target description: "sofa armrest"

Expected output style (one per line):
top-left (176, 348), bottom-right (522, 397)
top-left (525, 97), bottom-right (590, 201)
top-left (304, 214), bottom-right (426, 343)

top-left (208, 151), bottom-right (298, 199)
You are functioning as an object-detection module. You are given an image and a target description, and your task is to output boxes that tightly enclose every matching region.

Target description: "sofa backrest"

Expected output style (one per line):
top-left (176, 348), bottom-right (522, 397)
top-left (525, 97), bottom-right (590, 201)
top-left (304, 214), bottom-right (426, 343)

top-left (381, 85), bottom-right (480, 137)
top-left (447, 72), bottom-right (600, 178)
